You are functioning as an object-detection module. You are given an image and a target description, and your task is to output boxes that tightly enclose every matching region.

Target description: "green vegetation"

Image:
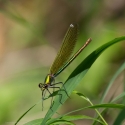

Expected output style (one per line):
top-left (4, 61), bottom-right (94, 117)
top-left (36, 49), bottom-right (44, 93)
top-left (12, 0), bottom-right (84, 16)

top-left (0, 1), bottom-right (125, 125)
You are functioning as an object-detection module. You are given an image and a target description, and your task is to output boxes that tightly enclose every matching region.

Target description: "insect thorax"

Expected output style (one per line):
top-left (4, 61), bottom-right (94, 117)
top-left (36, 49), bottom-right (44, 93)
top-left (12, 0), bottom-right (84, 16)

top-left (44, 74), bottom-right (55, 85)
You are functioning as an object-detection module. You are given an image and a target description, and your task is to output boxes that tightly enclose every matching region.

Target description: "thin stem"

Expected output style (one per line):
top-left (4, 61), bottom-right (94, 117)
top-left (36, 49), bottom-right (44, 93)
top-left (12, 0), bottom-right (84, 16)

top-left (87, 98), bottom-right (108, 125)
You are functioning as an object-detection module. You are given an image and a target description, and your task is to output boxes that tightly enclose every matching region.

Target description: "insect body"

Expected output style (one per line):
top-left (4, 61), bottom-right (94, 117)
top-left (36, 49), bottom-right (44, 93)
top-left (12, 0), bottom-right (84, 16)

top-left (39, 24), bottom-right (92, 109)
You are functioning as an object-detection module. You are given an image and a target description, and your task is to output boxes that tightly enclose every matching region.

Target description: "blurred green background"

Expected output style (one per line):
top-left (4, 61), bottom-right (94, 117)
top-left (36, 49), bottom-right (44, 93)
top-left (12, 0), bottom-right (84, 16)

top-left (0, 0), bottom-right (125, 125)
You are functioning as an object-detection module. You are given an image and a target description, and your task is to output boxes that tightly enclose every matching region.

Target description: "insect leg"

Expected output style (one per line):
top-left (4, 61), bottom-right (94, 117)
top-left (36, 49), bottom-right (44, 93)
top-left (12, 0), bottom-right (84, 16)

top-left (46, 88), bottom-right (54, 111)
top-left (42, 89), bottom-right (46, 111)
top-left (49, 86), bottom-right (63, 104)
top-left (52, 82), bottom-right (70, 98)
top-left (51, 79), bottom-right (55, 108)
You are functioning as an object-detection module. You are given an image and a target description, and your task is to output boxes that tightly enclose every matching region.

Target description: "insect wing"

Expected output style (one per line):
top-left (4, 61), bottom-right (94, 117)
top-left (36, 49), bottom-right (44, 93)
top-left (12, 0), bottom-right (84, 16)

top-left (49, 24), bottom-right (78, 75)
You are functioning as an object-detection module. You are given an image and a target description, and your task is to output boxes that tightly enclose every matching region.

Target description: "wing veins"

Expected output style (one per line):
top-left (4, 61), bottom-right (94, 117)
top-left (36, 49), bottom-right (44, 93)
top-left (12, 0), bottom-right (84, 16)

top-left (49, 24), bottom-right (78, 75)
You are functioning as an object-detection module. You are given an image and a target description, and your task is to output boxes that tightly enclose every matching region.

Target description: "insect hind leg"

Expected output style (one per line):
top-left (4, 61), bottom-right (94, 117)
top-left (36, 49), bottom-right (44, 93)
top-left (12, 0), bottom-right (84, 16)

top-left (49, 86), bottom-right (63, 104)
top-left (52, 82), bottom-right (70, 98)
top-left (46, 88), bottom-right (55, 111)
top-left (50, 82), bottom-right (70, 105)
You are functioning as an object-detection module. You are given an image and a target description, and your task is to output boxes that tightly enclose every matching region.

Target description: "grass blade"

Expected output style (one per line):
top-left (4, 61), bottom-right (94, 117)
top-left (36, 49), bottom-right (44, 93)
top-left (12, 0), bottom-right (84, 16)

top-left (101, 61), bottom-right (125, 103)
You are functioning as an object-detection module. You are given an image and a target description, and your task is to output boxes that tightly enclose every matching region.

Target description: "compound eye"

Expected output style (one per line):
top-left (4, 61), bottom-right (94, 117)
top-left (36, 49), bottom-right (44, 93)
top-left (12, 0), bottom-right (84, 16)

top-left (38, 83), bottom-right (43, 88)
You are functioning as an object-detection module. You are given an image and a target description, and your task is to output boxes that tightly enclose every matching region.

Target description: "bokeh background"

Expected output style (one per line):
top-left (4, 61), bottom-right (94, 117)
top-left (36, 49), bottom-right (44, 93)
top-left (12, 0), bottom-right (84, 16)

top-left (0, 0), bottom-right (125, 125)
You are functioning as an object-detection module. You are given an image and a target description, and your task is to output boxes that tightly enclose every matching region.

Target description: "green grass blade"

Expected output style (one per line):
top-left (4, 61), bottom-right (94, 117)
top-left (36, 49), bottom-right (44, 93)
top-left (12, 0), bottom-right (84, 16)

top-left (123, 61), bottom-right (125, 104)
top-left (111, 92), bottom-right (125, 103)
top-left (41, 36), bottom-right (125, 125)
top-left (62, 115), bottom-right (104, 125)
top-left (46, 104), bottom-right (125, 125)
top-left (88, 104), bottom-right (125, 109)
top-left (73, 90), bottom-right (108, 125)
top-left (63, 104), bottom-right (125, 116)
top-left (93, 62), bottom-right (125, 125)
top-left (101, 61), bottom-right (125, 103)
top-left (113, 108), bottom-right (125, 125)
top-left (15, 104), bottom-right (37, 125)
top-left (47, 115), bottom-right (104, 125)
top-left (24, 118), bottom-right (74, 125)
top-left (48, 120), bottom-right (75, 125)
top-left (15, 101), bottom-right (42, 125)
top-left (24, 119), bottom-right (43, 125)
top-left (72, 104), bottom-right (124, 118)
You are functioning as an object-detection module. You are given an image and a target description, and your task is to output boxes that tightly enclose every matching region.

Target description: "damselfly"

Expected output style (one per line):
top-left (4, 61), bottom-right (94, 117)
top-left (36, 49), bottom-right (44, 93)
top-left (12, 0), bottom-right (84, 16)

top-left (39, 24), bottom-right (91, 109)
